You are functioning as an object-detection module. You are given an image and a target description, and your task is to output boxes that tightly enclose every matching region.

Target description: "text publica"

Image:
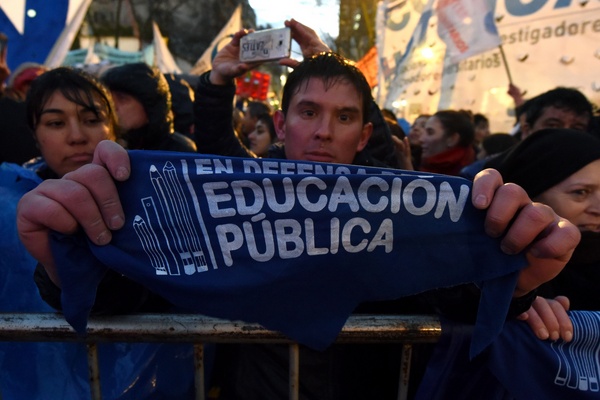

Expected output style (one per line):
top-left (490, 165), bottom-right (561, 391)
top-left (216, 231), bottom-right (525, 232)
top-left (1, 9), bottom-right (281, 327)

top-left (198, 165), bottom-right (470, 266)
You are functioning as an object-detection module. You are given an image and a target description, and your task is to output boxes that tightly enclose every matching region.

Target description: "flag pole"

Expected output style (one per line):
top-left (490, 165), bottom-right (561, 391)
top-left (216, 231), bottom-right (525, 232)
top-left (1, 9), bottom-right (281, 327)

top-left (498, 44), bottom-right (513, 85)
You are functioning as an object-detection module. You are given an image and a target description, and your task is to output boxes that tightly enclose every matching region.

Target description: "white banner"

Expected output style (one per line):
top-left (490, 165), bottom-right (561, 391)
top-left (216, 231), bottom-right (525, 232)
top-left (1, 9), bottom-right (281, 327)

top-left (379, 0), bottom-right (600, 133)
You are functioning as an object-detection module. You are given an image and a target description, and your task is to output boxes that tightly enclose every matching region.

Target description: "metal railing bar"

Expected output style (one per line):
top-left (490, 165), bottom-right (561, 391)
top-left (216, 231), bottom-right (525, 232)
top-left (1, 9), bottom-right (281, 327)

top-left (87, 343), bottom-right (102, 400)
top-left (397, 343), bottom-right (413, 400)
top-left (289, 343), bottom-right (300, 400)
top-left (0, 313), bottom-right (442, 343)
top-left (194, 343), bottom-right (205, 400)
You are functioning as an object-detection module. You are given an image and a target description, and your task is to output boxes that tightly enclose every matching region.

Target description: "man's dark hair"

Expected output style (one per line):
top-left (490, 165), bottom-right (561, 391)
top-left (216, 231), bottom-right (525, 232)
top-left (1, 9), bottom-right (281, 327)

top-left (526, 87), bottom-right (592, 127)
top-left (281, 52), bottom-right (373, 124)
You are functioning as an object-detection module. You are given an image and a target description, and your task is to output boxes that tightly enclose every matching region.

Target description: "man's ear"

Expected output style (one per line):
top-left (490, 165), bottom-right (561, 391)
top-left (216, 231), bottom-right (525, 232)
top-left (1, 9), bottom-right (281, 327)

top-left (273, 110), bottom-right (286, 141)
top-left (356, 122), bottom-right (373, 152)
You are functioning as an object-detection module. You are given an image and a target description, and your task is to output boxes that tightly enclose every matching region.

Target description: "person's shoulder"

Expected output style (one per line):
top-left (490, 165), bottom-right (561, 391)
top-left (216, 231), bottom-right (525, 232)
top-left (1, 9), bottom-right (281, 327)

top-left (167, 132), bottom-right (198, 153)
top-left (459, 158), bottom-right (488, 180)
top-left (0, 162), bottom-right (42, 199)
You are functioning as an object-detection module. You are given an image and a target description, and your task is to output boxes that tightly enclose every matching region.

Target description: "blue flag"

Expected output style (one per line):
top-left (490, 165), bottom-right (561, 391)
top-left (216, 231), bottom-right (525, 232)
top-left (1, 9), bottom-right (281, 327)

top-left (50, 151), bottom-right (526, 356)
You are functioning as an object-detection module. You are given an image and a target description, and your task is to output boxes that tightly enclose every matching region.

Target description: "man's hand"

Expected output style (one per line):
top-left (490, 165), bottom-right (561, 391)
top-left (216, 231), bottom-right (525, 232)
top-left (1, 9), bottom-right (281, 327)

top-left (472, 168), bottom-right (581, 296)
top-left (518, 296), bottom-right (572, 342)
top-left (16, 140), bottom-right (130, 286)
top-left (279, 19), bottom-right (331, 69)
top-left (209, 29), bottom-right (257, 86)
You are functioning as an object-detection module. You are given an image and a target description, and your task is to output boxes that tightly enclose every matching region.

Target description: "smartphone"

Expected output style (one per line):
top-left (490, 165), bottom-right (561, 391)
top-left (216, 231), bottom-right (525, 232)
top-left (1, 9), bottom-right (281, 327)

top-left (240, 27), bottom-right (291, 63)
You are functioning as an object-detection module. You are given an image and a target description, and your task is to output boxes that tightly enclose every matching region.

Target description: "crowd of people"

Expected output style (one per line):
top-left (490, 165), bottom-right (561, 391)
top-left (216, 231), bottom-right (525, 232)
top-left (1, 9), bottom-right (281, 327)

top-left (0, 15), bottom-right (597, 400)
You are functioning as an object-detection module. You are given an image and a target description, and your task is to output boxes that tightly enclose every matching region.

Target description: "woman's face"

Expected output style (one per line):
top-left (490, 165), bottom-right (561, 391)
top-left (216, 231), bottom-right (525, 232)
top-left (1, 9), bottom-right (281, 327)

top-left (35, 91), bottom-right (114, 177)
top-left (409, 116), bottom-right (428, 145)
top-left (248, 119), bottom-right (273, 157)
top-left (535, 159), bottom-right (600, 232)
top-left (420, 116), bottom-right (450, 158)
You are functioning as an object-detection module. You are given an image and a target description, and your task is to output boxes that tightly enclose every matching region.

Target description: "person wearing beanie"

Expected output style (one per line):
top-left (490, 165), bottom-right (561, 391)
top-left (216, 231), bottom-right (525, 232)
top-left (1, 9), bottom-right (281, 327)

top-left (489, 128), bottom-right (600, 341)
top-left (100, 63), bottom-right (196, 153)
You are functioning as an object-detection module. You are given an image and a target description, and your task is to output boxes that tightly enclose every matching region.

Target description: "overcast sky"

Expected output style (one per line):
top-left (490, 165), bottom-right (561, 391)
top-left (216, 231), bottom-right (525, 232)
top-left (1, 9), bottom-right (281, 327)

top-left (248, 0), bottom-right (340, 40)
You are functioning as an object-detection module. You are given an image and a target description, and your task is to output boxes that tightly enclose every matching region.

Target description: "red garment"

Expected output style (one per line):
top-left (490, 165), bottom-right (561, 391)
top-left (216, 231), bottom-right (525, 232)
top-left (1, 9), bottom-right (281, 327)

top-left (419, 146), bottom-right (475, 176)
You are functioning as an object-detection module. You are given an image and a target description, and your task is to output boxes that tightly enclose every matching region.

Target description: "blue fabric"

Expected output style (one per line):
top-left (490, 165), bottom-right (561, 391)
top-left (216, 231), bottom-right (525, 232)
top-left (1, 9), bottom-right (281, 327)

top-left (489, 311), bottom-right (600, 399)
top-left (418, 311), bottom-right (600, 400)
top-left (0, 162), bottom-right (197, 400)
top-left (50, 151), bottom-right (527, 357)
top-left (0, 0), bottom-right (68, 71)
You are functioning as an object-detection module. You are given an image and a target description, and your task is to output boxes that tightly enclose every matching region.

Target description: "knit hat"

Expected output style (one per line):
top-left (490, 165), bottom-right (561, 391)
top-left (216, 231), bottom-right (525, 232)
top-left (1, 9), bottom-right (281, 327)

top-left (100, 63), bottom-right (174, 148)
top-left (486, 128), bottom-right (600, 198)
top-left (101, 63), bottom-right (173, 131)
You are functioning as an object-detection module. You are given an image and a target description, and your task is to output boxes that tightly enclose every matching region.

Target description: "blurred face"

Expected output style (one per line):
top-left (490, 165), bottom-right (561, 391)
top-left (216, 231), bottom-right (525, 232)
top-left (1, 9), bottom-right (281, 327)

top-left (523, 106), bottom-right (590, 139)
top-left (34, 91), bottom-right (114, 177)
top-left (248, 119), bottom-right (273, 157)
top-left (241, 111), bottom-right (257, 136)
top-left (535, 159), bottom-right (600, 232)
top-left (275, 78), bottom-right (372, 165)
top-left (409, 116), bottom-right (428, 145)
top-left (110, 91), bottom-right (148, 132)
top-left (421, 116), bottom-right (451, 158)
top-left (474, 120), bottom-right (490, 144)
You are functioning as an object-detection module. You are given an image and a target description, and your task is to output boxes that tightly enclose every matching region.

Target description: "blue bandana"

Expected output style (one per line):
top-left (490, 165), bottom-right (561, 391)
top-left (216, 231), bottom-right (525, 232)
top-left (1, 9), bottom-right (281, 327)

top-left (50, 150), bottom-right (526, 356)
top-left (417, 311), bottom-right (600, 399)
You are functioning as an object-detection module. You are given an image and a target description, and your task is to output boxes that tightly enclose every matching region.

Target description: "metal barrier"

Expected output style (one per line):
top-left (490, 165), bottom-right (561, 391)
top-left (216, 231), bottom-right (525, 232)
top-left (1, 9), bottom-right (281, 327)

top-left (0, 313), bottom-right (441, 400)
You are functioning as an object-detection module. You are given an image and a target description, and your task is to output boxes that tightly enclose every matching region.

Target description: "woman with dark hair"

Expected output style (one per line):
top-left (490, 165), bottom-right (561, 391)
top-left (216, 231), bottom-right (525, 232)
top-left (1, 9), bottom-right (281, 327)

top-left (419, 109), bottom-right (475, 175)
top-left (23, 67), bottom-right (118, 178)
top-left (247, 112), bottom-right (277, 157)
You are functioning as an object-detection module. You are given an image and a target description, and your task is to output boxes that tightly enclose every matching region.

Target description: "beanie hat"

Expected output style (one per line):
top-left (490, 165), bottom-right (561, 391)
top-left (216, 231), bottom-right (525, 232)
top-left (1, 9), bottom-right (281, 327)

top-left (101, 63), bottom-right (173, 131)
top-left (486, 128), bottom-right (600, 198)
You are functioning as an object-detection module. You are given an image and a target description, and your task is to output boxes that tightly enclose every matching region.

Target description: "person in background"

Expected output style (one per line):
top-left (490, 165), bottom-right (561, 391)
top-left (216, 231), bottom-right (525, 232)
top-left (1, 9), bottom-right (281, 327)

top-left (247, 112), bottom-right (277, 157)
top-left (0, 61), bottom-right (47, 165)
top-left (519, 86), bottom-right (592, 140)
top-left (419, 109), bottom-right (475, 175)
top-left (239, 99), bottom-right (272, 147)
top-left (100, 62), bottom-right (197, 153)
top-left (489, 128), bottom-right (600, 342)
top-left (476, 133), bottom-right (518, 161)
top-left (408, 114), bottom-right (429, 145)
top-left (407, 114), bottom-right (429, 171)
top-left (164, 73), bottom-right (196, 139)
top-left (461, 86), bottom-right (593, 181)
top-left (473, 113), bottom-right (490, 153)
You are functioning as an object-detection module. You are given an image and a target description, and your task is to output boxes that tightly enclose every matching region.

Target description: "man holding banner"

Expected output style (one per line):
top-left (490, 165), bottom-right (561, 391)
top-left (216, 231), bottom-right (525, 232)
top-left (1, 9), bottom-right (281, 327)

top-left (17, 20), bottom-right (579, 399)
